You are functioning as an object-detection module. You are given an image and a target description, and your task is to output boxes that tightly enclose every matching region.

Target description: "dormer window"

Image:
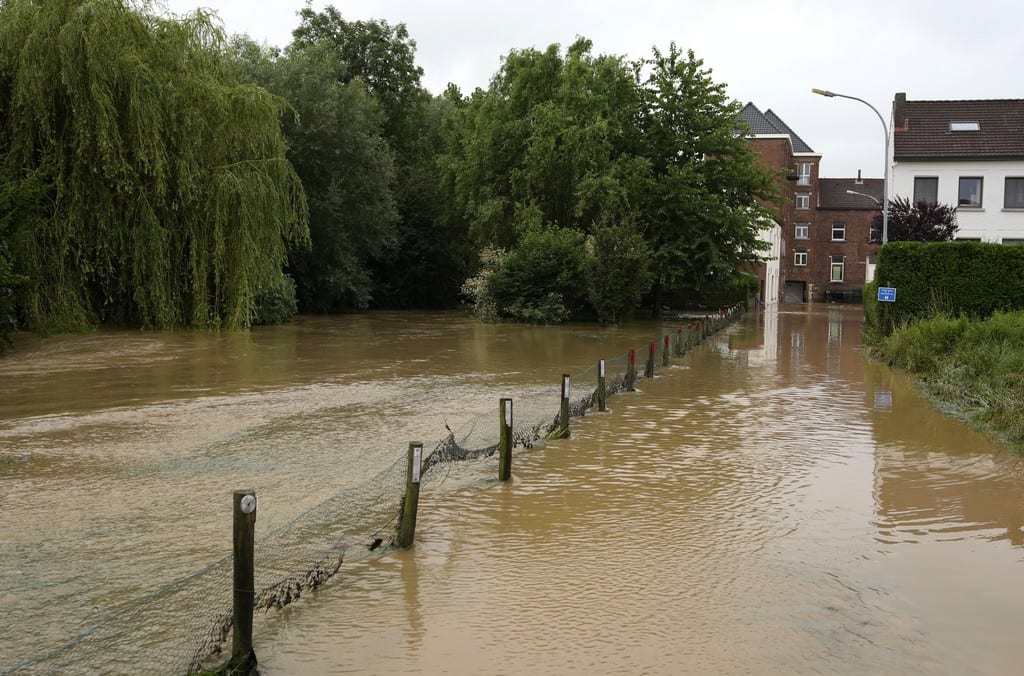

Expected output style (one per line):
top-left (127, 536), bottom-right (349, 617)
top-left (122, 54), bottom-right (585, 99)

top-left (949, 121), bottom-right (981, 132)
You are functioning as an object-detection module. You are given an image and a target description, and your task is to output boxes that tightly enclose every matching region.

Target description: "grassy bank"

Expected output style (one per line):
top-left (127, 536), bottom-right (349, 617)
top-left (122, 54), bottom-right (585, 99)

top-left (871, 310), bottom-right (1024, 452)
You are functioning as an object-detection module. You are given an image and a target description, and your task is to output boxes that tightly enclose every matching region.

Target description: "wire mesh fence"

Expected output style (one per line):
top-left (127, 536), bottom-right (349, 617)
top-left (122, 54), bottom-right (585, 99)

top-left (3, 306), bottom-right (742, 675)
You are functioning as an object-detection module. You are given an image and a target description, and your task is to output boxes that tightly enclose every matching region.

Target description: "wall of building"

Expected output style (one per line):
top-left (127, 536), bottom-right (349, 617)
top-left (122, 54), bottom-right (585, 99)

top-left (891, 159), bottom-right (1024, 243)
top-left (807, 207), bottom-right (877, 301)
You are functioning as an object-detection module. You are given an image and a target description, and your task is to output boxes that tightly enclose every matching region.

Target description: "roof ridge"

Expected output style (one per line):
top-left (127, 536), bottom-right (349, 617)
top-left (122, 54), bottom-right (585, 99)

top-left (764, 108), bottom-right (815, 154)
top-left (906, 97), bottom-right (1024, 104)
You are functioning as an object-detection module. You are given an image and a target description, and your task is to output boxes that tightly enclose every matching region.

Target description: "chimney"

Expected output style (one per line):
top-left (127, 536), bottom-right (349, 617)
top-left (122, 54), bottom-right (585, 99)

top-left (855, 169), bottom-right (863, 185)
top-left (894, 92), bottom-right (907, 131)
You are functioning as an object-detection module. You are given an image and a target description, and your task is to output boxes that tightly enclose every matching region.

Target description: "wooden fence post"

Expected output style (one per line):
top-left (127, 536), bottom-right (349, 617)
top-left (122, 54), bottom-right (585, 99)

top-left (597, 359), bottom-right (607, 412)
top-left (546, 374), bottom-right (572, 439)
top-left (499, 399), bottom-right (512, 481)
top-left (662, 334), bottom-right (670, 367)
top-left (231, 490), bottom-right (257, 673)
top-left (559, 373), bottom-right (571, 438)
top-left (627, 349), bottom-right (636, 391)
top-left (675, 327), bottom-right (683, 356)
top-left (396, 442), bottom-right (423, 548)
top-left (645, 341), bottom-right (655, 378)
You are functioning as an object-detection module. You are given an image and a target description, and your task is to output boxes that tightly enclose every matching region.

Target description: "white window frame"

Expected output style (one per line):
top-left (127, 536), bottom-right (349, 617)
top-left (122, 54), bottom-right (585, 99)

top-left (794, 251), bottom-right (808, 266)
top-left (950, 121), bottom-right (981, 132)
top-left (958, 176), bottom-right (983, 208)
top-left (830, 255), bottom-right (845, 282)
top-left (794, 223), bottom-right (809, 239)
top-left (831, 223), bottom-right (846, 241)
top-left (914, 176), bottom-right (938, 204)
top-left (797, 163), bottom-right (812, 186)
top-left (795, 193), bottom-right (810, 210)
top-left (1004, 177), bottom-right (1024, 209)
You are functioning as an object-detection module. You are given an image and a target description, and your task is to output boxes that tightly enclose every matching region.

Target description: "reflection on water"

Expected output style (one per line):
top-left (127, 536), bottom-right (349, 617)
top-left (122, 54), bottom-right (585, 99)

top-left (3, 307), bottom-right (1024, 674)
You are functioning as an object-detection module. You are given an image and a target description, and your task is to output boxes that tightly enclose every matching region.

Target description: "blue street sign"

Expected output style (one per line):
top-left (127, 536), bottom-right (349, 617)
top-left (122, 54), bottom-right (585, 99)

top-left (878, 287), bottom-right (896, 302)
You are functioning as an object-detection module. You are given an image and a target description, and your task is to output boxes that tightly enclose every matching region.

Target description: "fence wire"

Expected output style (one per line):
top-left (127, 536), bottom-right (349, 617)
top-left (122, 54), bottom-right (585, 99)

top-left (3, 307), bottom-right (741, 675)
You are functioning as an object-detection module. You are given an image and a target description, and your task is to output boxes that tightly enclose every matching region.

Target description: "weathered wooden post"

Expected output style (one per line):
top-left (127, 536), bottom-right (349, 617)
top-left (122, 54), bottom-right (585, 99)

top-left (499, 399), bottom-right (513, 481)
top-left (231, 490), bottom-right (258, 673)
top-left (548, 374), bottom-right (571, 439)
top-left (662, 334), bottom-right (671, 367)
top-left (645, 341), bottom-right (655, 378)
top-left (597, 359), bottom-right (607, 412)
top-left (396, 442), bottom-right (423, 548)
top-left (627, 349), bottom-right (636, 391)
top-left (675, 327), bottom-right (683, 356)
top-left (560, 373), bottom-right (571, 437)
top-left (686, 323), bottom-right (694, 350)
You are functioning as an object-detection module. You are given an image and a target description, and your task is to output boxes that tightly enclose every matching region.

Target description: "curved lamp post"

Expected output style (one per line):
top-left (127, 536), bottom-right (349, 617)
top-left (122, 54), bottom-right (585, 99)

top-left (846, 189), bottom-right (884, 242)
top-left (812, 88), bottom-right (889, 245)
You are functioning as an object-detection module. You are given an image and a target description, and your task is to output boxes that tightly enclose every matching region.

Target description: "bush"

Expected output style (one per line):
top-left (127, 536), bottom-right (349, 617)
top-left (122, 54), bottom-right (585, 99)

top-left (484, 226), bottom-right (588, 324)
top-left (251, 273), bottom-right (299, 326)
top-left (460, 246), bottom-right (506, 322)
top-left (868, 241), bottom-right (1024, 335)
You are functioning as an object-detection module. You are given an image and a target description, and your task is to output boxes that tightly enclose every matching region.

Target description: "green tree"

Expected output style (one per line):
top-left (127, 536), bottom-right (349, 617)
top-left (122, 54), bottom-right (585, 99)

top-left (486, 223), bottom-right (589, 324)
top-left (636, 44), bottom-right (777, 314)
top-left (232, 38), bottom-right (399, 311)
top-left (871, 197), bottom-right (958, 242)
top-left (0, 236), bottom-right (19, 351)
top-left (291, 7), bottom-right (463, 309)
top-left (0, 0), bottom-right (307, 332)
top-left (441, 38), bottom-right (646, 249)
top-left (586, 219), bottom-right (652, 323)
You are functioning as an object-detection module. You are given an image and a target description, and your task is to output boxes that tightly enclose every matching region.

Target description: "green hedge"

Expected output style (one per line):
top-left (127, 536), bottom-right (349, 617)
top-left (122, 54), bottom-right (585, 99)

top-left (868, 241), bottom-right (1024, 334)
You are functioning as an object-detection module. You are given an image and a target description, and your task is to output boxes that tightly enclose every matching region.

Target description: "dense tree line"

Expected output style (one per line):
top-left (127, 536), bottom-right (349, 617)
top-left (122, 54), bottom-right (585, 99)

top-left (0, 1), bottom-right (777, 351)
top-left (444, 39), bottom-right (776, 321)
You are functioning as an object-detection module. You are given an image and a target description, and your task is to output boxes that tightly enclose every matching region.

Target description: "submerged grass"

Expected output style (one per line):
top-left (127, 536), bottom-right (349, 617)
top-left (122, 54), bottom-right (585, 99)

top-left (872, 310), bottom-right (1024, 452)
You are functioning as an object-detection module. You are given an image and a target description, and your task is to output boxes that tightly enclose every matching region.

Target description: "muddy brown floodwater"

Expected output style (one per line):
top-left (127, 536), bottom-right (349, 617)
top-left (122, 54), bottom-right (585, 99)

top-left (2, 306), bottom-right (1023, 674)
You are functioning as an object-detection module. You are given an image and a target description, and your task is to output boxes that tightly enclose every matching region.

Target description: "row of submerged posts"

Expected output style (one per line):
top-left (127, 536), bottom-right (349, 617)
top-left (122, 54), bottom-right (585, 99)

top-left (220, 305), bottom-right (742, 674)
top-left (2, 306), bottom-right (740, 676)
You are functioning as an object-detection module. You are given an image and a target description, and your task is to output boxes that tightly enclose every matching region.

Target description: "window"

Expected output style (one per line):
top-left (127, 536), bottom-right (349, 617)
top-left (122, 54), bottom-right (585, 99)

top-left (797, 163), bottom-right (812, 186)
top-left (959, 177), bottom-right (983, 207)
top-left (914, 177), bottom-right (938, 204)
top-left (1005, 178), bottom-right (1024, 208)
top-left (830, 255), bottom-right (845, 282)
top-left (950, 121), bottom-right (981, 132)
top-left (796, 193), bottom-right (810, 210)
top-left (794, 223), bottom-right (809, 239)
top-left (831, 223), bottom-right (846, 241)
top-left (794, 250), bottom-right (808, 266)
top-left (1003, 238), bottom-right (1024, 246)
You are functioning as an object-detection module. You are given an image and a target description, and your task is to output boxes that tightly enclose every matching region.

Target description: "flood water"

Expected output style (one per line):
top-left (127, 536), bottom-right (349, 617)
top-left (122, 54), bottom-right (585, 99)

top-left (2, 306), bottom-right (1024, 674)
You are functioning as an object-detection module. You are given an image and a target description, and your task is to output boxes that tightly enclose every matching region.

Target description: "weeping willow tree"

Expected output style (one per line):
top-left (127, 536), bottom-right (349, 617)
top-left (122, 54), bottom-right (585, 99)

top-left (0, 0), bottom-right (308, 331)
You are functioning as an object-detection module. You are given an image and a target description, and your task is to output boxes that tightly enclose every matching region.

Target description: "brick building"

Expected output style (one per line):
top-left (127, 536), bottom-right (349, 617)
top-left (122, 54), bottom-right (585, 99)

top-left (741, 103), bottom-right (882, 303)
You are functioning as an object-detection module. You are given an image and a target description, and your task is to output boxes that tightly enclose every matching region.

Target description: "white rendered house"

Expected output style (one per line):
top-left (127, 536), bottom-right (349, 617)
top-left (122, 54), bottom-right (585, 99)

top-left (890, 93), bottom-right (1024, 245)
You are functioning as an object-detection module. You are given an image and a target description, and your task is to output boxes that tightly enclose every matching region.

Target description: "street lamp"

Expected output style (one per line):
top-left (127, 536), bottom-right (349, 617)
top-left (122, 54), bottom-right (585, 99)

top-left (812, 88), bottom-right (889, 245)
top-left (846, 190), bottom-right (884, 242)
top-left (845, 189), bottom-right (880, 205)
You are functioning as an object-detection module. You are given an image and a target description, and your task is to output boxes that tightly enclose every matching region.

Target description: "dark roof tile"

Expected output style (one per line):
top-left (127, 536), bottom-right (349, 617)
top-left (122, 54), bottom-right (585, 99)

top-left (893, 98), bottom-right (1024, 160)
top-left (818, 178), bottom-right (884, 209)
top-left (739, 103), bottom-right (816, 153)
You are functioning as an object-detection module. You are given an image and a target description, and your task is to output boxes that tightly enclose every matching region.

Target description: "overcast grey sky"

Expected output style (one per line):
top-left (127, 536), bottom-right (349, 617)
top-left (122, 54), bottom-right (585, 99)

top-left (158, 0), bottom-right (1022, 178)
